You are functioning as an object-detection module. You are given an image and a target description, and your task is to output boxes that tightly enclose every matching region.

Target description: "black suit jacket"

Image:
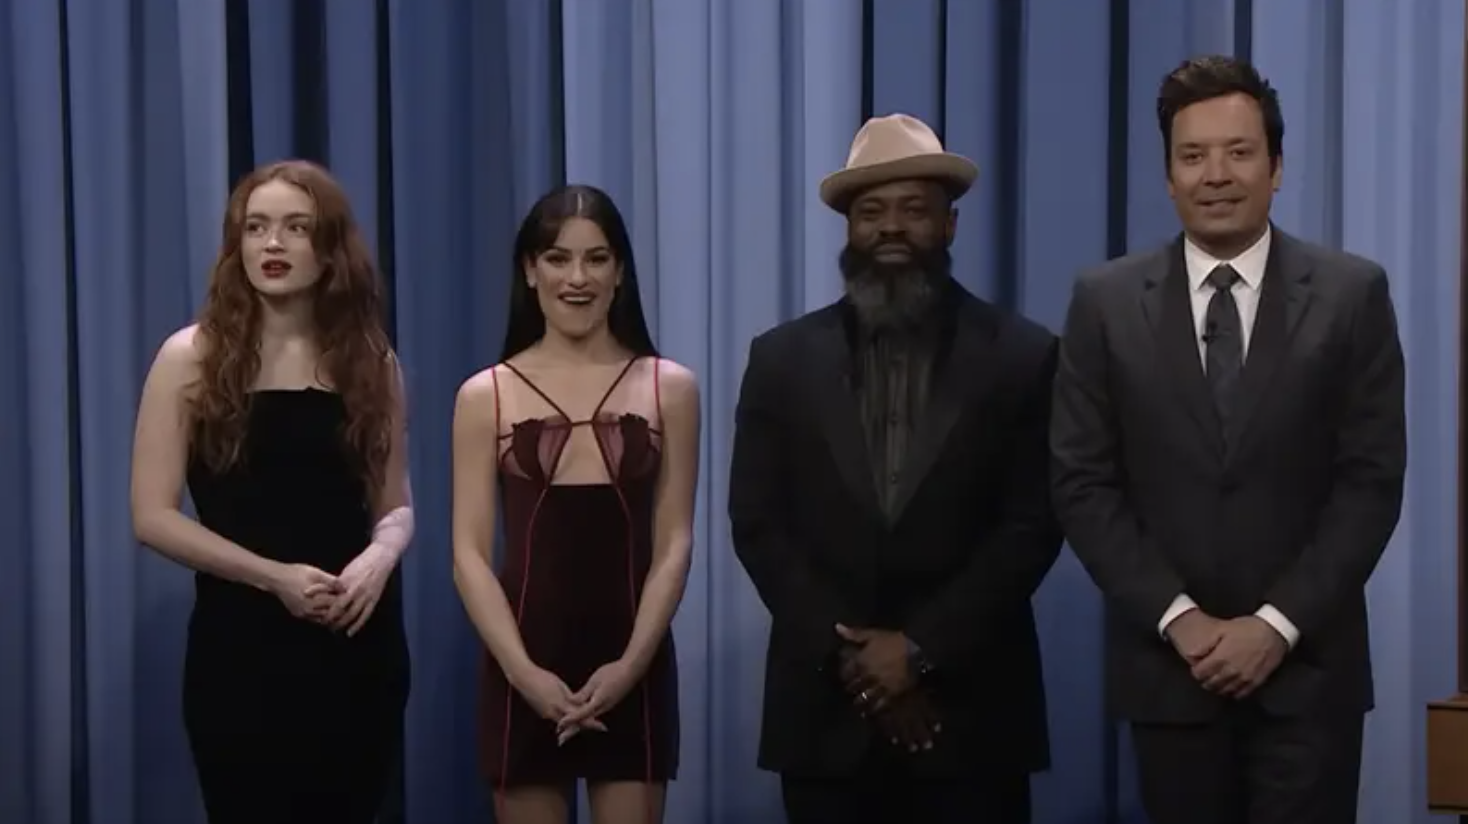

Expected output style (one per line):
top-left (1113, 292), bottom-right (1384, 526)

top-left (728, 281), bottom-right (1063, 778)
top-left (1051, 229), bottom-right (1407, 724)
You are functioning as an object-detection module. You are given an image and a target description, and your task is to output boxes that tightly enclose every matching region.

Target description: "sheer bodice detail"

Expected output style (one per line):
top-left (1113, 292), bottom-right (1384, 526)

top-left (496, 357), bottom-right (663, 487)
top-left (478, 356), bottom-right (680, 787)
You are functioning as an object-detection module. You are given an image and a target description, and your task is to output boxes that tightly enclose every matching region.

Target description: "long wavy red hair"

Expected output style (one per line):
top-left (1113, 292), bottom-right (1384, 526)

top-left (190, 160), bottom-right (394, 494)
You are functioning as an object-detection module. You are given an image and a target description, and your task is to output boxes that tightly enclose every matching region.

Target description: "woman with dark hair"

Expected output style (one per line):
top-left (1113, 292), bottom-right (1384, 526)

top-left (130, 160), bottom-right (411, 823)
top-left (452, 184), bottom-right (699, 824)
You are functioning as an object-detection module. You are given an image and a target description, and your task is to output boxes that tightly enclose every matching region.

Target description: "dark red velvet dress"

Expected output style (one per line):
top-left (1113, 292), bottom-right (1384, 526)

top-left (479, 357), bottom-right (679, 788)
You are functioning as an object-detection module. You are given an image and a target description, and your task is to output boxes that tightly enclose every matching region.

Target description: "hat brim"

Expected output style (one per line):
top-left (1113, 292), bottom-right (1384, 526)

top-left (819, 153), bottom-right (979, 213)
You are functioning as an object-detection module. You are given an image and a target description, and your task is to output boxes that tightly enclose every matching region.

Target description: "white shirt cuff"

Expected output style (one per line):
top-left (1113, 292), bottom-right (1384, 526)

top-left (1254, 604), bottom-right (1299, 649)
top-left (1158, 594), bottom-right (1198, 638)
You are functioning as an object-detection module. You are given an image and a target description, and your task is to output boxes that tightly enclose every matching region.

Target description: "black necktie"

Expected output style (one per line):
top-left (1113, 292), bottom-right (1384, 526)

top-left (1204, 264), bottom-right (1243, 431)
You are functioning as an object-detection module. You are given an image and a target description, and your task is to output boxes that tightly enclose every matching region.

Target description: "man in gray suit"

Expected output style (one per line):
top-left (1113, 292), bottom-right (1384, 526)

top-left (1051, 56), bottom-right (1406, 824)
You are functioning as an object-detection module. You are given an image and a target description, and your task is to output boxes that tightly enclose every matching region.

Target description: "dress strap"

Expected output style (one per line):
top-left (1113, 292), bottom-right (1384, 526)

top-left (651, 358), bottom-right (663, 429)
top-left (499, 361), bottom-right (572, 420)
top-left (590, 357), bottom-right (641, 419)
top-left (499, 357), bottom-right (641, 423)
top-left (490, 366), bottom-right (502, 433)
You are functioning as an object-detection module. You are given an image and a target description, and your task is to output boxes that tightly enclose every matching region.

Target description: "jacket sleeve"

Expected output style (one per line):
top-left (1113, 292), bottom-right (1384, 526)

top-left (1263, 267), bottom-right (1406, 639)
top-left (1050, 272), bottom-right (1188, 634)
top-left (903, 338), bottom-right (1066, 670)
top-left (728, 333), bottom-right (853, 671)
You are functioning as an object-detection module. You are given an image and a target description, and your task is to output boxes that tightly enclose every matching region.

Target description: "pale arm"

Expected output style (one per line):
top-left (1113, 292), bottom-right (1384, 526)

top-left (129, 325), bottom-right (288, 592)
top-left (367, 353), bottom-right (415, 556)
top-left (451, 369), bottom-right (536, 684)
top-left (323, 353), bottom-right (416, 635)
top-left (620, 362), bottom-right (700, 675)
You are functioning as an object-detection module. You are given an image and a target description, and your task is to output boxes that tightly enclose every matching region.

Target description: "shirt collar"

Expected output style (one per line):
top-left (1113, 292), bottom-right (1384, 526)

top-left (1184, 226), bottom-right (1271, 292)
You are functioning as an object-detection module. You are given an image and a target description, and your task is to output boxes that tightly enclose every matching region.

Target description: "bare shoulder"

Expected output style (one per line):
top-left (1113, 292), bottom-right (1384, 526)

top-left (148, 324), bottom-right (204, 387)
top-left (158, 323), bottom-right (203, 361)
top-left (653, 357), bottom-right (699, 412)
top-left (455, 365), bottom-right (501, 415)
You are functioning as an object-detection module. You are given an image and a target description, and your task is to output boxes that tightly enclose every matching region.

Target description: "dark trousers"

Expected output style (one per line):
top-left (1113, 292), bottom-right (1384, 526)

top-left (781, 746), bottom-right (1031, 824)
top-left (1130, 703), bottom-right (1364, 824)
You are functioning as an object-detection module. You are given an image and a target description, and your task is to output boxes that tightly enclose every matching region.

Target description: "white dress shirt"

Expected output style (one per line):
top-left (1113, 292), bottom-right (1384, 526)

top-left (1156, 228), bottom-right (1300, 649)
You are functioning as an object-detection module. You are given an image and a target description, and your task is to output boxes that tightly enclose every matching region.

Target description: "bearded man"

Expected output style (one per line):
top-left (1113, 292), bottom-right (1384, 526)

top-left (728, 113), bottom-right (1063, 824)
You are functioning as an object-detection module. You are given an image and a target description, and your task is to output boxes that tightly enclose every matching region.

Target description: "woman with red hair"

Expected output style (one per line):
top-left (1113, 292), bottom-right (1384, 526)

top-left (130, 160), bottom-right (411, 823)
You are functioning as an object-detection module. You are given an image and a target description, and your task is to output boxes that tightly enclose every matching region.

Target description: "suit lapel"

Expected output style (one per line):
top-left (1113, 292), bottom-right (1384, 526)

top-left (888, 294), bottom-right (999, 521)
top-left (1225, 230), bottom-right (1314, 459)
top-left (805, 312), bottom-right (881, 513)
top-left (1141, 239), bottom-right (1225, 460)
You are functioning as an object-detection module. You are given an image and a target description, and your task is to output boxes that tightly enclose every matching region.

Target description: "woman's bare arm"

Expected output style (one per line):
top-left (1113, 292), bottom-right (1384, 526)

top-left (363, 353), bottom-right (415, 556)
top-left (374, 353), bottom-right (414, 520)
top-left (451, 368), bottom-right (535, 685)
top-left (324, 354), bottom-right (416, 634)
top-left (130, 325), bottom-right (285, 592)
top-left (620, 360), bottom-right (700, 674)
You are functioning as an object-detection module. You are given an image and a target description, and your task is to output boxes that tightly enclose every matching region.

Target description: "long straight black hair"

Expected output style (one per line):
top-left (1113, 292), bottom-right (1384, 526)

top-left (499, 184), bottom-right (659, 362)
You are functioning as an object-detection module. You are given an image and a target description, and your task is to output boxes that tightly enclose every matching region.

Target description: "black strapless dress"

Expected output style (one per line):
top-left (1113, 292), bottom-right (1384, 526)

top-left (182, 389), bottom-right (409, 824)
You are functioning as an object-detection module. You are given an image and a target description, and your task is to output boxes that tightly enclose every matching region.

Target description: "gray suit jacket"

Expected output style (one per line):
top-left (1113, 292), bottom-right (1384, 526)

top-left (1050, 227), bottom-right (1406, 723)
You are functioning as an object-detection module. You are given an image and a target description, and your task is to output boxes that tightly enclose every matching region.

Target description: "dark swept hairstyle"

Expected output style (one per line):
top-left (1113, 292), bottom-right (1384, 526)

top-left (1156, 55), bottom-right (1285, 170)
top-left (499, 184), bottom-right (659, 362)
top-left (192, 159), bottom-right (394, 492)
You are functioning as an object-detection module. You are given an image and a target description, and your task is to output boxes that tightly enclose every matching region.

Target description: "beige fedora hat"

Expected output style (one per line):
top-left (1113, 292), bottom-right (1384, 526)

top-left (819, 113), bottom-right (978, 212)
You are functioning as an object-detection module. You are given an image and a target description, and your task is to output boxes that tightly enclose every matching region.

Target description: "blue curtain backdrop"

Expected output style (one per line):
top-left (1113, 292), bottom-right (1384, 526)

top-left (0, 1), bottom-right (1460, 823)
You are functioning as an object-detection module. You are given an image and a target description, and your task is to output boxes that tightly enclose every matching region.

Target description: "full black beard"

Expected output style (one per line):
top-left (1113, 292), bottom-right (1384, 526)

top-left (838, 243), bottom-right (952, 335)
